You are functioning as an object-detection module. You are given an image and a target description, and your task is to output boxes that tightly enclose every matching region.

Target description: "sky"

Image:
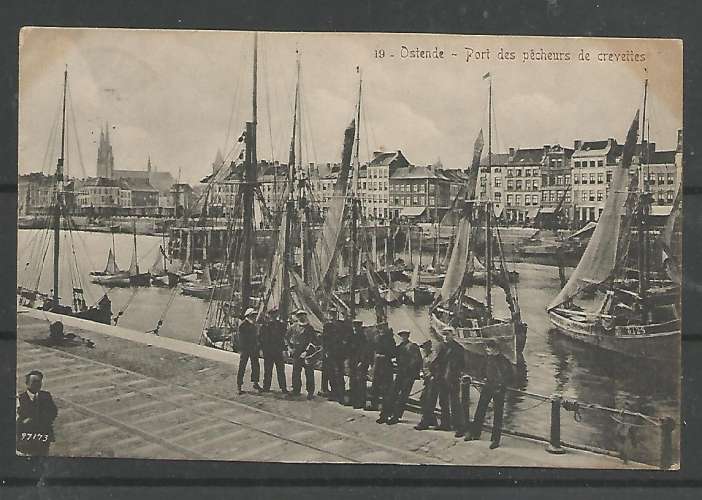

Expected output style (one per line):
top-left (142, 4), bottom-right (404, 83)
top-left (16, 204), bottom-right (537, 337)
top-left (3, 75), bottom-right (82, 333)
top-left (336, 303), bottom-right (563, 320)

top-left (19, 28), bottom-right (682, 185)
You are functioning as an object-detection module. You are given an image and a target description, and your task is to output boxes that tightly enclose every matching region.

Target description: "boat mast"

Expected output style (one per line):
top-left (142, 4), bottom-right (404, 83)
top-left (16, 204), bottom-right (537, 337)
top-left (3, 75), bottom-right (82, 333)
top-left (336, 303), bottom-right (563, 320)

top-left (240, 32), bottom-right (258, 314)
top-left (53, 66), bottom-right (68, 303)
top-left (638, 78), bottom-right (650, 319)
top-left (349, 67), bottom-right (362, 319)
top-left (485, 74), bottom-right (493, 317)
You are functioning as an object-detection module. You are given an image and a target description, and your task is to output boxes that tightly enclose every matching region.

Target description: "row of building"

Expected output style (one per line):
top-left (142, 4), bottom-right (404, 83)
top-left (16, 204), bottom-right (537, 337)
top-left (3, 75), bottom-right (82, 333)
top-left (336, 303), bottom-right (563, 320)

top-left (206, 129), bottom-right (682, 227)
top-left (19, 121), bottom-right (682, 227)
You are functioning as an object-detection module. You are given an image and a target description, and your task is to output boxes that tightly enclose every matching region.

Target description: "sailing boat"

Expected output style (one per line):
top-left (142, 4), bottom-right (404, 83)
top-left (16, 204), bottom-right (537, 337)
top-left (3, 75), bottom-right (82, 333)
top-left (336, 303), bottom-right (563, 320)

top-left (150, 245), bottom-right (179, 287)
top-left (429, 78), bottom-right (527, 365)
top-left (127, 223), bottom-right (152, 286)
top-left (90, 247), bottom-right (130, 287)
top-left (547, 98), bottom-right (680, 360)
top-left (17, 67), bottom-right (112, 325)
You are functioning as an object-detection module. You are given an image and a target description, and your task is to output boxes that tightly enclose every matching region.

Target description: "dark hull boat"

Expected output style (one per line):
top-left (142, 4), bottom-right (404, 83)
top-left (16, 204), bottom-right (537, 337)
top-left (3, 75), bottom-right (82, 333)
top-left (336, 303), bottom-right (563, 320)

top-left (547, 106), bottom-right (681, 361)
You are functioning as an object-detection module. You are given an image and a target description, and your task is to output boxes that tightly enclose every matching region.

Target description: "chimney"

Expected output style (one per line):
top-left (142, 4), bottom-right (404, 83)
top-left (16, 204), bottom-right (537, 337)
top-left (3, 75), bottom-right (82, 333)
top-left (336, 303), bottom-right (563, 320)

top-left (574, 140), bottom-right (582, 150)
top-left (607, 137), bottom-right (615, 149)
top-left (508, 147), bottom-right (515, 157)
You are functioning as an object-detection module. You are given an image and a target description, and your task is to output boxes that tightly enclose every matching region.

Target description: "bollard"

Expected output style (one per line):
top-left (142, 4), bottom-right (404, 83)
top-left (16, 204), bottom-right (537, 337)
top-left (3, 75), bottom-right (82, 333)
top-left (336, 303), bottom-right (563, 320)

top-left (546, 393), bottom-right (566, 454)
top-left (461, 375), bottom-right (472, 424)
top-left (659, 416), bottom-right (675, 469)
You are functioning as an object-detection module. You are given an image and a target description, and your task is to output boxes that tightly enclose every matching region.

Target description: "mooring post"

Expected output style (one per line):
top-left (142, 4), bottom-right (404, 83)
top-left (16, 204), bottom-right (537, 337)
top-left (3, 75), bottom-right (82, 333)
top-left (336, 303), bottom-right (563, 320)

top-left (659, 416), bottom-right (675, 469)
top-left (546, 393), bottom-right (566, 454)
top-left (461, 375), bottom-right (471, 423)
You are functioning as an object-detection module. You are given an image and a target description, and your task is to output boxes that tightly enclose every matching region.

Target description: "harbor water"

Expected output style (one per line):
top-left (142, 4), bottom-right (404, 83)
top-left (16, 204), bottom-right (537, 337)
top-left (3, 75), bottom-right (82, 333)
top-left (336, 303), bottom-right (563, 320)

top-left (17, 229), bottom-right (680, 465)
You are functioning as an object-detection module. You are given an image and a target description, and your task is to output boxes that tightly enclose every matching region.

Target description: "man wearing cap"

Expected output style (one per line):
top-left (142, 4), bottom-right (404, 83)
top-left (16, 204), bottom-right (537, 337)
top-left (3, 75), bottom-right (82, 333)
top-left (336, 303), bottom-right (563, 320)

top-left (287, 309), bottom-right (317, 399)
top-left (385, 329), bottom-right (422, 425)
top-left (259, 310), bottom-right (288, 394)
top-left (439, 326), bottom-right (467, 437)
top-left (348, 319), bottom-right (370, 409)
top-left (237, 308), bottom-right (263, 395)
top-left (319, 308), bottom-right (337, 398)
top-left (415, 327), bottom-right (450, 431)
top-left (465, 339), bottom-right (513, 449)
top-left (369, 325), bottom-right (396, 417)
top-left (416, 339), bottom-right (438, 428)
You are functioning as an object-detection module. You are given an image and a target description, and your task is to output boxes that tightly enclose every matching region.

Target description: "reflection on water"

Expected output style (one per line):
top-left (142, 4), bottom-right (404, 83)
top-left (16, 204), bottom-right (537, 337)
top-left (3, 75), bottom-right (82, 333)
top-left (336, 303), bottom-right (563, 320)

top-left (18, 229), bottom-right (679, 465)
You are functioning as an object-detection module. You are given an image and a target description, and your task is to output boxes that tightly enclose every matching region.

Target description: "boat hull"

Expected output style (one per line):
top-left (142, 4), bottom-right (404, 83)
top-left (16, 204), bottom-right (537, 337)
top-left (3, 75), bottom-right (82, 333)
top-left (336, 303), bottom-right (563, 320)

top-left (429, 310), bottom-right (521, 365)
top-left (181, 284), bottom-right (233, 299)
top-left (90, 272), bottom-right (130, 287)
top-left (548, 309), bottom-right (680, 361)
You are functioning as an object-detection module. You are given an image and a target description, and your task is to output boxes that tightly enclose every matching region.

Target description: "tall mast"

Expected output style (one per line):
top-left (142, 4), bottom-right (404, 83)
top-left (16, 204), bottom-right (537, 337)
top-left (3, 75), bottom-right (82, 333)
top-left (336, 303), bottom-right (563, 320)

top-left (240, 32), bottom-right (258, 314)
top-left (349, 67), bottom-right (362, 318)
top-left (638, 78), bottom-right (650, 315)
top-left (53, 66), bottom-right (68, 303)
top-left (485, 75), bottom-right (493, 317)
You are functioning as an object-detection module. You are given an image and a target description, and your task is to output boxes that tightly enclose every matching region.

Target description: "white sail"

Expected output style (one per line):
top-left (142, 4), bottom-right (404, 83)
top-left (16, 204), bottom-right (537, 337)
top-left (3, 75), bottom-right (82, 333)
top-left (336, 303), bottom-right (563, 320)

top-left (150, 246), bottom-right (167, 275)
top-left (548, 111), bottom-right (640, 310)
top-left (103, 248), bottom-right (121, 275)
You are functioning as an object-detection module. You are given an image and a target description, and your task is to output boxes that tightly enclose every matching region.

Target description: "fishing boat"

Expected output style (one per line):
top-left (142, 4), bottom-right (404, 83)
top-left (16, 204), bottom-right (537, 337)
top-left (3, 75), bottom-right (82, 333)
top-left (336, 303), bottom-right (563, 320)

top-left (401, 262), bottom-right (435, 306)
top-left (429, 77), bottom-right (527, 365)
top-left (547, 90), bottom-right (680, 361)
top-left (182, 265), bottom-right (233, 299)
top-left (17, 67), bottom-right (112, 325)
top-left (90, 248), bottom-right (130, 287)
top-left (127, 223), bottom-right (151, 287)
top-left (150, 245), bottom-right (180, 287)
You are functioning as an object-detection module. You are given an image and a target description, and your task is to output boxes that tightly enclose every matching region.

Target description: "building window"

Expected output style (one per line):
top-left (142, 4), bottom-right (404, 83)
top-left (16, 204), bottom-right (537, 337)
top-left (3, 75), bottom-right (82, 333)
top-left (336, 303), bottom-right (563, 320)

top-left (565, 191), bottom-right (571, 202)
top-left (606, 171), bottom-right (613, 183)
top-left (597, 172), bottom-right (604, 184)
top-left (480, 177), bottom-right (486, 187)
top-left (507, 180), bottom-right (514, 190)
top-left (516, 180), bottom-right (523, 190)
top-left (658, 174), bottom-right (665, 185)
top-left (419, 184), bottom-right (425, 192)
top-left (575, 161), bottom-right (581, 168)
top-left (565, 174), bottom-right (571, 185)
top-left (507, 168), bottom-right (513, 177)
top-left (429, 196), bottom-right (435, 205)
top-left (507, 194), bottom-right (513, 206)
top-left (590, 161), bottom-right (596, 168)
top-left (516, 168), bottom-right (522, 177)
top-left (516, 194), bottom-right (522, 205)
top-left (495, 192), bottom-right (501, 201)
top-left (494, 177), bottom-right (501, 188)
top-left (533, 180), bottom-right (539, 190)
top-left (556, 176), bottom-right (563, 185)
top-left (429, 184), bottom-right (435, 193)
top-left (597, 191), bottom-right (603, 201)
top-left (589, 190), bottom-right (595, 202)
top-left (589, 173), bottom-right (596, 184)
top-left (597, 160), bottom-right (604, 167)
top-left (542, 191), bottom-right (548, 201)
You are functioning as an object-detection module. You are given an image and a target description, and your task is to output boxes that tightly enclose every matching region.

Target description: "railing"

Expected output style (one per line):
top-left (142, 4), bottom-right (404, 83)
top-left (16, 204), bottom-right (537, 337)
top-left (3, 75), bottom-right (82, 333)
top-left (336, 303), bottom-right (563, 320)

top-left (403, 376), bottom-right (676, 469)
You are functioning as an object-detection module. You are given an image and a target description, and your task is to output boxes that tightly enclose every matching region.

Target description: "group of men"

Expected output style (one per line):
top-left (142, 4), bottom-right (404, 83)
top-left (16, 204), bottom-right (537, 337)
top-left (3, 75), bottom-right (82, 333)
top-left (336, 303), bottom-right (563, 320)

top-left (235, 306), bottom-right (513, 448)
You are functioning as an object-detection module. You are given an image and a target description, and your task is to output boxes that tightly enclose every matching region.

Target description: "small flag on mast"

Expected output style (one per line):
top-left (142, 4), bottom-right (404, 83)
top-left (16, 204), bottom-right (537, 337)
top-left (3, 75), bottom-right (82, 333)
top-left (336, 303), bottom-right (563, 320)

top-left (483, 72), bottom-right (491, 79)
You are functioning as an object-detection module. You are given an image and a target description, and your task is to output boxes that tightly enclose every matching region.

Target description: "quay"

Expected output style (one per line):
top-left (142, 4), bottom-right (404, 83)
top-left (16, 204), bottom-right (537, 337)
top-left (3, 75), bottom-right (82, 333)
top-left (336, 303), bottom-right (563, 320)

top-left (16, 308), bottom-right (653, 468)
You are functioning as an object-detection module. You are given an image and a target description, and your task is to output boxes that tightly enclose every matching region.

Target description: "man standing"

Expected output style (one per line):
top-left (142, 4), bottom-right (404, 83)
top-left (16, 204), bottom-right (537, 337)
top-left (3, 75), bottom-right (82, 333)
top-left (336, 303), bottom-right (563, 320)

top-left (348, 319), bottom-right (369, 409)
top-left (237, 308), bottom-right (262, 395)
top-left (386, 330), bottom-right (422, 425)
top-left (415, 330), bottom-right (448, 430)
top-left (465, 339), bottom-right (513, 449)
top-left (16, 370), bottom-right (58, 456)
top-left (287, 309), bottom-right (317, 400)
top-left (416, 339), bottom-right (438, 427)
top-left (370, 325), bottom-right (397, 419)
top-left (259, 309), bottom-right (288, 394)
top-left (323, 314), bottom-right (346, 403)
top-left (440, 327), bottom-right (467, 437)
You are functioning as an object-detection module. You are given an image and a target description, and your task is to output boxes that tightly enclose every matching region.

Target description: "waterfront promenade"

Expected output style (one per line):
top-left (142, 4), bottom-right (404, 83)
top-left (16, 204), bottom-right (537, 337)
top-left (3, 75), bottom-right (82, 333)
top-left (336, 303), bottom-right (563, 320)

top-left (16, 308), bottom-right (648, 468)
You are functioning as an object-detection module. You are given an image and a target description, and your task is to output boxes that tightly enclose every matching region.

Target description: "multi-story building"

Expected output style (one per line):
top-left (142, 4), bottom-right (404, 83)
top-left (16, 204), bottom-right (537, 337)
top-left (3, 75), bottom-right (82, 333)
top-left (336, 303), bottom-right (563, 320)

top-left (389, 165), bottom-right (453, 222)
top-left (539, 144), bottom-right (574, 225)
top-left (479, 153), bottom-right (510, 219)
top-left (571, 138), bottom-right (620, 223)
top-left (77, 177), bottom-right (121, 215)
top-left (504, 147), bottom-right (543, 223)
top-left (359, 151), bottom-right (409, 222)
top-left (18, 173), bottom-right (55, 215)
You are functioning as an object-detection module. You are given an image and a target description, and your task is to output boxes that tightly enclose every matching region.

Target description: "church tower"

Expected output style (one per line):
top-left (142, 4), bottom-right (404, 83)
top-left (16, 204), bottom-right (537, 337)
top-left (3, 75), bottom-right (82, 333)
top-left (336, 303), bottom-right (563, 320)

top-left (96, 122), bottom-right (115, 178)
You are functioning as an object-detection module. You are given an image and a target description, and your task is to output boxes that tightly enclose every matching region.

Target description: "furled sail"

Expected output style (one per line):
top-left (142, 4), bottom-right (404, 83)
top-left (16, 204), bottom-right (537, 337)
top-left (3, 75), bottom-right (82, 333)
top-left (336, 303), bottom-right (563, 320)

top-left (660, 184), bottom-right (682, 285)
top-left (103, 248), bottom-right (121, 275)
top-left (289, 270), bottom-right (325, 331)
top-left (309, 119), bottom-right (356, 295)
top-left (435, 129), bottom-right (484, 303)
top-left (548, 110), bottom-right (640, 311)
top-left (150, 245), bottom-right (167, 275)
